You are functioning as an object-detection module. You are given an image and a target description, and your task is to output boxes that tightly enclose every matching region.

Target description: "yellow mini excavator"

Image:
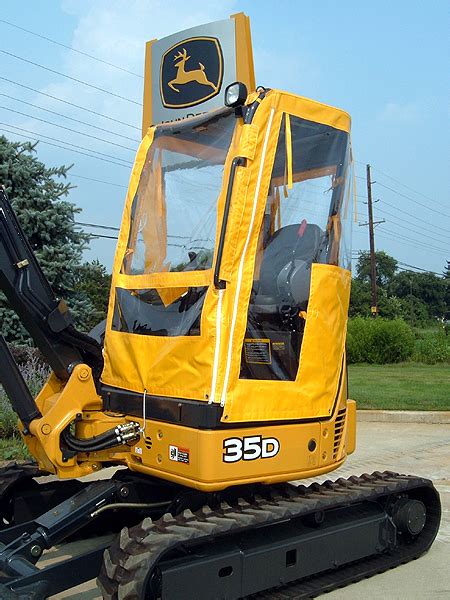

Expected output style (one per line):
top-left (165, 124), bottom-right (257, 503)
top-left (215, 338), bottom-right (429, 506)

top-left (0, 14), bottom-right (441, 600)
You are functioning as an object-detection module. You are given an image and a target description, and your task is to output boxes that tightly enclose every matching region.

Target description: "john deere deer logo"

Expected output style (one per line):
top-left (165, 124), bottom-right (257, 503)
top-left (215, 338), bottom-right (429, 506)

top-left (169, 48), bottom-right (217, 93)
top-left (160, 37), bottom-right (223, 109)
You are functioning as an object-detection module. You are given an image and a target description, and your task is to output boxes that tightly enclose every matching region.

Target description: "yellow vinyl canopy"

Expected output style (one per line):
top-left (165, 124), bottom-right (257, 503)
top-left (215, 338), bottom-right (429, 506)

top-left (102, 90), bottom-right (353, 423)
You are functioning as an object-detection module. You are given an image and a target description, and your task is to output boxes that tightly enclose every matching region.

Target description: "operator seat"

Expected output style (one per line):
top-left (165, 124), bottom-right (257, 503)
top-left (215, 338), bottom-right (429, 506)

top-left (251, 222), bottom-right (324, 313)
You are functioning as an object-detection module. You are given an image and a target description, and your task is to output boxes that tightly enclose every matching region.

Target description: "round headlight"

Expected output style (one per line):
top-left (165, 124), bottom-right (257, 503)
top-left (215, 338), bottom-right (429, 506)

top-left (224, 82), bottom-right (248, 108)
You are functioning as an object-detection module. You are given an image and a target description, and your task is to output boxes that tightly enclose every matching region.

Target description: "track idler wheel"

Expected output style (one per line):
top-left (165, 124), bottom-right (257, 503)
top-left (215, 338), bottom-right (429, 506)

top-left (390, 497), bottom-right (427, 536)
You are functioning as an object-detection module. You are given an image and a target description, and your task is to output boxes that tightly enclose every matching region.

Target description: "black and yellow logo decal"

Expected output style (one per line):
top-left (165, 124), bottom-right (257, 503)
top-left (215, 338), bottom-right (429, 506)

top-left (160, 37), bottom-right (223, 109)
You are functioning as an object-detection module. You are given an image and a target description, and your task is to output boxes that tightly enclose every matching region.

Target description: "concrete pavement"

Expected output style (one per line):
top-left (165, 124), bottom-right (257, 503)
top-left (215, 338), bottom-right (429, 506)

top-left (48, 420), bottom-right (450, 599)
top-left (301, 421), bottom-right (450, 599)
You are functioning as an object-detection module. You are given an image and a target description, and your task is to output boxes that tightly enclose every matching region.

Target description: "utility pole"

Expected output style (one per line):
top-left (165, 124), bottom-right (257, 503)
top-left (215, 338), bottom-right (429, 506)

top-left (366, 164), bottom-right (378, 317)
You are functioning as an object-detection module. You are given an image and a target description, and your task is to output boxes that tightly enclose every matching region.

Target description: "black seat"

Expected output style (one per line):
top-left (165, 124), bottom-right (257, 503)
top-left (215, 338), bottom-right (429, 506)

top-left (253, 222), bottom-right (324, 312)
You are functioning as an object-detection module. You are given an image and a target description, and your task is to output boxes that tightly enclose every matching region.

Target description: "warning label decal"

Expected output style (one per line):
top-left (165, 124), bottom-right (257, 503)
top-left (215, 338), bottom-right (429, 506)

top-left (243, 338), bottom-right (272, 364)
top-left (169, 445), bottom-right (190, 464)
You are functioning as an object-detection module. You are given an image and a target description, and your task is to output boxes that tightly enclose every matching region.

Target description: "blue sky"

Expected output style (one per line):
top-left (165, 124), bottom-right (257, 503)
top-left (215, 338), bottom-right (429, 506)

top-left (0, 0), bottom-right (448, 274)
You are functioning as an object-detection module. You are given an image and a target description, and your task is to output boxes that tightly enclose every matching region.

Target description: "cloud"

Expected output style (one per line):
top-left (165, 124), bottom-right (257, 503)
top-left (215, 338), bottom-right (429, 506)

top-left (10, 0), bottom-right (238, 149)
top-left (253, 45), bottom-right (321, 97)
top-left (63, 1), bottom-right (237, 125)
top-left (377, 101), bottom-right (422, 123)
top-left (0, 0), bottom-right (238, 267)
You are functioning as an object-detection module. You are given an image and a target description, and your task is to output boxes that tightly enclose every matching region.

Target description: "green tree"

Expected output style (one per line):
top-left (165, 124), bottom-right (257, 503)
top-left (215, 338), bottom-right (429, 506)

top-left (389, 271), bottom-right (446, 321)
top-left (0, 136), bottom-right (95, 342)
top-left (355, 251), bottom-right (398, 288)
top-left (76, 260), bottom-right (112, 331)
top-left (349, 278), bottom-right (371, 317)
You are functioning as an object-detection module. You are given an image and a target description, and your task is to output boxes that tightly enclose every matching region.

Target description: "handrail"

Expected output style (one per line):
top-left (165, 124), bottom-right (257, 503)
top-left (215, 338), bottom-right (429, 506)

top-left (213, 156), bottom-right (246, 288)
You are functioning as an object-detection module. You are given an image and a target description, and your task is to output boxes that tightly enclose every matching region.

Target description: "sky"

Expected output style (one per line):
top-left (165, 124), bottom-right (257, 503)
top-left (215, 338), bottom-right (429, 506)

top-left (0, 0), bottom-right (448, 275)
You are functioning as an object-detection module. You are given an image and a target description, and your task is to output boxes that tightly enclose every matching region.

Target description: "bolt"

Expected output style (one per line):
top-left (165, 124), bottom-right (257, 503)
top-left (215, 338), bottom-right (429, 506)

top-left (78, 367), bottom-right (90, 381)
top-left (41, 423), bottom-right (52, 435)
top-left (157, 430), bottom-right (163, 440)
top-left (91, 463), bottom-right (101, 471)
top-left (157, 454), bottom-right (162, 464)
top-left (120, 486), bottom-right (130, 498)
top-left (30, 544), bottom-right (42, 558)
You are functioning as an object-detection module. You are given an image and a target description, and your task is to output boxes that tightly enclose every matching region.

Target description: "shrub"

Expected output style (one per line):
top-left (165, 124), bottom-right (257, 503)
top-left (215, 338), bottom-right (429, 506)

top-left (346, 317), bottom-right (368, 363)
top-left (347, 317), bottom-right (415, 364)
top-left (8, 344), bottom-right (45, 367)
top-left (0, 348), bottom-right (49, 438)
top-left (414, 335), bottom-right (450, 364)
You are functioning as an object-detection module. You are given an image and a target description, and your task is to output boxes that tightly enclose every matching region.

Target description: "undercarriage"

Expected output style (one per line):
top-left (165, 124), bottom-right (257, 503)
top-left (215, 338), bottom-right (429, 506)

top-left (0, 464), bottom-right (441, 599)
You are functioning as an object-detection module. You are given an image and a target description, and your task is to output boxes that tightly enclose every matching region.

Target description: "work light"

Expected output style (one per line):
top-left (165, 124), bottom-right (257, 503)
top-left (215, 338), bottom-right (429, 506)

top-left (224, 82), bottom-right (248, 107)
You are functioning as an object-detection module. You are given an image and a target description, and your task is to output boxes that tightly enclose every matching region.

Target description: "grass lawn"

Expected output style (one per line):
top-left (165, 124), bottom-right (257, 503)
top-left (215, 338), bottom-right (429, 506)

top-left (349, 362), bottom-right (450, 410)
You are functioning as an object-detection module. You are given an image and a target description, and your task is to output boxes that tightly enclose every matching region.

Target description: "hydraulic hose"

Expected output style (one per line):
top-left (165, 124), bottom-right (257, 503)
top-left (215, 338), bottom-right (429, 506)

top-left (61, 422), bottom-right (140, 454)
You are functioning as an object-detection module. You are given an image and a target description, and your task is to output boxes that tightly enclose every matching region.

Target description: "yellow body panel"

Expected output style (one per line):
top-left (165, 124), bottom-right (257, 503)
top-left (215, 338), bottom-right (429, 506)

top-left (23, 362), bottom-right (355, 490)
top-left (123, 399), bottom-right (356, 491)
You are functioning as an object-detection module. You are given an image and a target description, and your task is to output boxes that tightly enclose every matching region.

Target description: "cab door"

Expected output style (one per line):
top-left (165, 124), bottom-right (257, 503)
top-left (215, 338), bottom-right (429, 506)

top-left (102, 108), bottom-right (240, 402)
top-left (217, 92), bottom-right (353, 423)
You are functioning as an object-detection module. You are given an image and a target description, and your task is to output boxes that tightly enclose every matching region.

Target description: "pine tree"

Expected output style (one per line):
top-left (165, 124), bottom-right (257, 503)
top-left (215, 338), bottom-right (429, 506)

top-left (76, 260), bottom-right (112, 331)
top-left (443, 260), bottom-right (450, 279)
top-left (0, 135), bottom-right (96, 343)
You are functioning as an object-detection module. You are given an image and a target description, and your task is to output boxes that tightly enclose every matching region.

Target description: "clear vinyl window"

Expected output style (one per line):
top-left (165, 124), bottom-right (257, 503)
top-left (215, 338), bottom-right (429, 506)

top-left (240, 114), bottom-right (352, 381)
top-left (112, 287), bottom-right (207, 337)
top-left (122, 109), bottom-right (236, 276)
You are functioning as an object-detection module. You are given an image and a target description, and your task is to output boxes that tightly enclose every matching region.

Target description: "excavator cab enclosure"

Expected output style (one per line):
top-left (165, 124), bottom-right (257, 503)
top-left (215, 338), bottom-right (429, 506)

top-left (98, 88), bottom-right (357, 490)
top-left (0, 85), bottom-right (440, 600)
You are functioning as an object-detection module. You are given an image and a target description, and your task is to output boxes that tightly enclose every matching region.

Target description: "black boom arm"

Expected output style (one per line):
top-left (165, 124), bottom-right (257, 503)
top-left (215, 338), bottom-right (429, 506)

top-left (0, 187), bottom-right (103, 383)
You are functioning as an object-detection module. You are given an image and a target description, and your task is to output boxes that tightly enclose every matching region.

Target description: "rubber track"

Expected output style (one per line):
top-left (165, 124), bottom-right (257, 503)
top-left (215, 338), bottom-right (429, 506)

top-left (97, 471), bottom-right (441, 600)
top-left (0, 461), bottom-right (43, 527)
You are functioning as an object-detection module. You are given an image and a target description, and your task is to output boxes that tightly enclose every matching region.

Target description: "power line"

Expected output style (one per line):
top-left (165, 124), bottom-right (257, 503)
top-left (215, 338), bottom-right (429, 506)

top-left (376, 206), bottom-right (449, 244)
top-left (86, 233), bottom-right (118, 240)
top-left (0, 48), bottom-right (142, 106)
top-left (396, 265), bottom-right (442, 277)
top-left (84, 231), bottom-right (186, 249)
top-left (0, 122), bottom-right (133, 164)
top-left (381, 228), bottom-right (447, 253)
top-left (0, 124), bottom-right (132, 168)
top-left (70, 173), bottom-right (127, 189)
top-left (0, 76), bottom-right (140, 130)
top-left (379, 227), bottom-right (447, 254)
top-left (0, 92), bottom-right (140, 143)
top-left (0, 18), bottom-right (143, 78)
top-left (375, 181), bottom-right (450, 218)
top-left (0, 105), bottom-right (138, 152)
top-left (351, 252), bottom-right (443, 276)
top-left (76, 221), bottom-right (120, 232)
top-left (378, 198), bottom-right (448, 235)
top-left (370, 164), bottom-right (449, 210)
top-left (397, 261), bottom-right (443, 277)
top-left (77, 221), bottom-right (211, 245)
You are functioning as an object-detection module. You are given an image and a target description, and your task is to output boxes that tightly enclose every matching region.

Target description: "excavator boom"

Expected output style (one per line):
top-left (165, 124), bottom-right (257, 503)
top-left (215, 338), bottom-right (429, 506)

top-left (0, 187), bottom-right (103, 384)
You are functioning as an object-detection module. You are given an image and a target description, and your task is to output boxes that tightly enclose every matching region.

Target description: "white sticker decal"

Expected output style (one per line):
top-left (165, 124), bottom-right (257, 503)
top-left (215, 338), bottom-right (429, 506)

top-left (169, 445), bottom-right (190, 464)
